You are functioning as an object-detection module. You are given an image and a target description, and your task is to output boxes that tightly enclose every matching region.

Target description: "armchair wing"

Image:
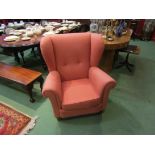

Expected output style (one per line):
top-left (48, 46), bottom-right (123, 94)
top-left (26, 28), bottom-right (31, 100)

top-left (89, 67), bottom-right (116, 107)
top-left (42, 71), bottom-right (62, 117)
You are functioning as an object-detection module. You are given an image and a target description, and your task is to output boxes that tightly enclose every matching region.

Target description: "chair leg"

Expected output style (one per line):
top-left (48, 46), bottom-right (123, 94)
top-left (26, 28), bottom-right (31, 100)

top-left (115, 61), bottom-right (125, 68)
top-left (128, 63), bottom-right (134, 67)
top-left (126, 64), bottom-right (132, 72)
top-left (125, 52), bottom-right (134, 72)
top-left (115, 52), bottom-right (134, 72)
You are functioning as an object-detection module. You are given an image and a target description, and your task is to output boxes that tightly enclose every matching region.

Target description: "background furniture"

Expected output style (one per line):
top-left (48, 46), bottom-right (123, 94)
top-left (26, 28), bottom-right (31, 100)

top-left (130, 19), bottom-right (145, 39)
top-left (0, 34), bottom-right (45, 67)
top-left (115, 45), bottom-right (140, 72)
top-left (142, 19), bottom-right (155, 41)
top-left (69, 19), bottom-right (90, 32)
top-left (102, 29), bottom-right (132, 73)
top-left (0, 62), bottom-right (44, 102)
top-left (40, 33), bottom-right (116, 118)
top-left (151, 28), bottom-right (155, 41)
top-left (0, 21), bottom-right (84, 67)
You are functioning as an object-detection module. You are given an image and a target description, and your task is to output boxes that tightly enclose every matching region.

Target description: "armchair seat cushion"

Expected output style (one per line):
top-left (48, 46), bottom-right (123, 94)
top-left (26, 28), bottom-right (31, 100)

top-left (62, 79), bottom-right (100, 110)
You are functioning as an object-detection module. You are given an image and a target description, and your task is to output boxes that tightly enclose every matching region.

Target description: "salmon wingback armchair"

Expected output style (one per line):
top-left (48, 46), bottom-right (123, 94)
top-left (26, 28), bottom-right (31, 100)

top-left (40, 32), bottom-right (116, 118)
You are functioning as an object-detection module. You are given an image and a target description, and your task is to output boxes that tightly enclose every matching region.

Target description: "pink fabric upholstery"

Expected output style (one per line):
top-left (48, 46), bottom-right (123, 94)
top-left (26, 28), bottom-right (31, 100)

top-left (89, 67), bottom-right (116, 95)
top-left (40, 37), bottom-right (56, 71)
top-left (89, 67), bottom-right (116, 107)
top-left (41, 33), bottom-right (116, 118)
top-left (41, 33), bottom-right (91, 81)
top-left (90, 33), bottom-right (105, 66)
top-left (42, 71), bottom-right (62, 117)
top-left (62, 79), bottom-right (100, 110)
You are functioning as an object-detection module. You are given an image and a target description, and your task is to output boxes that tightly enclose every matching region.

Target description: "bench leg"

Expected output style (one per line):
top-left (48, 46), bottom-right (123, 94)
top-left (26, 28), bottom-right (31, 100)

top-left (26, 84), bottom-right (35, 103)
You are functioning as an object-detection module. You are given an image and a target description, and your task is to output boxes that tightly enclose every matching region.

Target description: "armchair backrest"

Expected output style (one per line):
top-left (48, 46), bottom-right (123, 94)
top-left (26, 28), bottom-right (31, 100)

top-left (40, 32), bottom-right (104, 81)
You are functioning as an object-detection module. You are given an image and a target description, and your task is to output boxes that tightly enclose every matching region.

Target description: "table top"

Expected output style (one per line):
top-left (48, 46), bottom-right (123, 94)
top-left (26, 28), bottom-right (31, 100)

top-left (103, 29), bottom-right (133, 50)
top-left (0, 34), bottom-right (41, 48)
top-left (0, 22), bottom-right (81, 48)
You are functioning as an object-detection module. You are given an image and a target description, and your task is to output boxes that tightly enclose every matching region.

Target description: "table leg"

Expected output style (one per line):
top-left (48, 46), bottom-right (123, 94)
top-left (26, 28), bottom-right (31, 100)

top-left (14, 52), bottom-right (20, 64)
top-left (101, 49), bottom-right (116, 73)
top-left (113, 50), bottom-right (119, 68)
top-left (37, 76), bottom-right (44, 91)
top-left (37, 46), bottom-right (47, 70)
top-left (19, 51), bottom-right (25, 64)
top-left (26, 84), bottom-right (35, 103)
top-left (31, 47), bottom-right (37, 57)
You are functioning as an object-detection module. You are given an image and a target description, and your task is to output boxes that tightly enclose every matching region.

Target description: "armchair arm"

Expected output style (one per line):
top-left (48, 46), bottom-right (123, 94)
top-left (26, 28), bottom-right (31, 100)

top-left (42, 71), bottom-right (62, 117)
top-left (89, 67), bottom-right (116, 97)
top-left (42, 71), bottom-right (62, 99)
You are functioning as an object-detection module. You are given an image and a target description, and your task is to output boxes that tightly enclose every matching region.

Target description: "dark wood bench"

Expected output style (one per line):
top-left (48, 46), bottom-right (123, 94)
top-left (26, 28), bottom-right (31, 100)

top-left (0, 62), bottom-right (44, 102)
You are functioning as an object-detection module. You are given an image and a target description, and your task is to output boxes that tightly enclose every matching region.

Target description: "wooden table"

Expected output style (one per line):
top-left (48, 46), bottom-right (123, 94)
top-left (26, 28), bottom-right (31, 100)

top-left (102, 29), bottom-right (132, 72)
top-left (0, 34), bottom-right (45, 67)
top-left (0, 25), bottom-right (81, 67)
top-left (0, 62), bottom-right (44, 103)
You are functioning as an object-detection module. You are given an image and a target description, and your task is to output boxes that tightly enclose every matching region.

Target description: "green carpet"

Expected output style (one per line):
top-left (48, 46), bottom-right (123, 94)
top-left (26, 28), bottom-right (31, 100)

top-left (0, 40), bottom-right (155, 135)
